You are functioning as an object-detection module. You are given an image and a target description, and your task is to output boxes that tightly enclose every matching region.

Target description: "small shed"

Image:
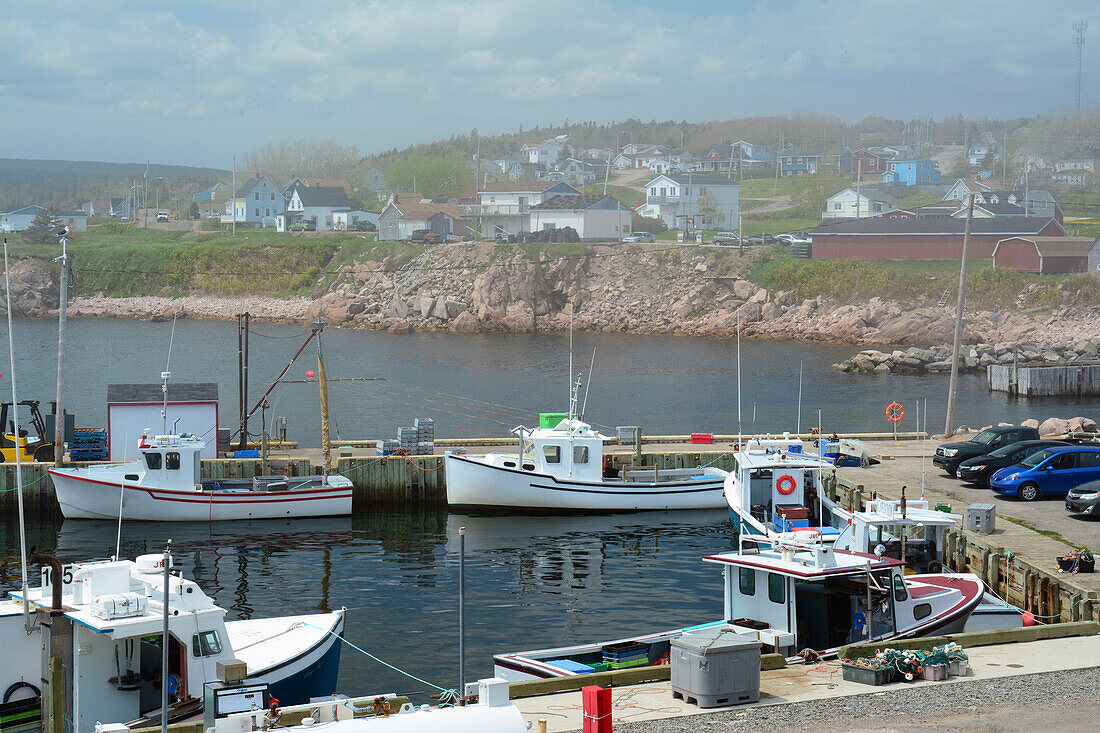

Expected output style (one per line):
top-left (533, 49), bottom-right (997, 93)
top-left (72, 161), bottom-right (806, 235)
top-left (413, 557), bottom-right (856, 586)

top-left (1089, 237), bottom-right (1100, 279)
top-left (992, 236), bottom-right (1092, 274)
top-left (107, 383), bottom-right (219, 460)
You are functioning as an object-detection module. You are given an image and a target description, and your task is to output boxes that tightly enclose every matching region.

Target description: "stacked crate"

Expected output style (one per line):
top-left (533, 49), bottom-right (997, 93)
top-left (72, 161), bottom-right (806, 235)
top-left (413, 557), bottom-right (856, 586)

top-left (397, 426), bottom-right (418, 454)
top-left (70, 427), bottom-right (108, 462)
top-left (414, 418), bottom-right (434, 455)
top-left (375, 439), bottom-right (400, 456)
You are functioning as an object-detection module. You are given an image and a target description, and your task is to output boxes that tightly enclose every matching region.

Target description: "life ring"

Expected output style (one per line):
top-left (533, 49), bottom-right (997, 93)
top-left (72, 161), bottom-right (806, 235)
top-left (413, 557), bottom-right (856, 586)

top-left (886, 403), bottom-right (904, 423)
top-left (775, 474), bottom-right (797, 495)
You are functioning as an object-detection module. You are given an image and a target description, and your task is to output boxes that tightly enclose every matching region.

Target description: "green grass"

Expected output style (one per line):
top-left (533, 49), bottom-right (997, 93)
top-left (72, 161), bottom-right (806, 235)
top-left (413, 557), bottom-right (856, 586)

top-left (1066, 217), bottom-right (1100, 238)
top-left (742, 216), bottom-right (818, 236)
top-left (581, 183), bottom-right (645, 208)
top-left (738, 173), bottom-right (854, 199)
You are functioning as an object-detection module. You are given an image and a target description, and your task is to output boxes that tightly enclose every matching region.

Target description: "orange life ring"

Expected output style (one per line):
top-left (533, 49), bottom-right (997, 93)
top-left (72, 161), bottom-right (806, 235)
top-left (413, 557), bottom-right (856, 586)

top-left (886, 402), bottom-right (904, 423)
top-left (776, 474), bottom-right (797, 495)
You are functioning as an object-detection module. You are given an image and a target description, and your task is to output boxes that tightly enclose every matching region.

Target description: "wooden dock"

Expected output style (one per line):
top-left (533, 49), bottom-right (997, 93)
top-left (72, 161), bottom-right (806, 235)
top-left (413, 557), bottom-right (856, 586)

top-left (988, 362), bottom-right (1100, 396)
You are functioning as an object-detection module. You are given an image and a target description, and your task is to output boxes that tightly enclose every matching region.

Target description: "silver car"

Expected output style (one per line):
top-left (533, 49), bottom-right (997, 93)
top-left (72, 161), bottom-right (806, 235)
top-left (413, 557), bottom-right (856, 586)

top-left (623, 232), bottom-right (655, 243)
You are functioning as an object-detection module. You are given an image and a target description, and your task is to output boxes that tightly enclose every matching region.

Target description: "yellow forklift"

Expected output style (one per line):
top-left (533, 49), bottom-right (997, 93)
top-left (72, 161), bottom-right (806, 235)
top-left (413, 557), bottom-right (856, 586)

top-left (1, 400), bottom-right (56, 462)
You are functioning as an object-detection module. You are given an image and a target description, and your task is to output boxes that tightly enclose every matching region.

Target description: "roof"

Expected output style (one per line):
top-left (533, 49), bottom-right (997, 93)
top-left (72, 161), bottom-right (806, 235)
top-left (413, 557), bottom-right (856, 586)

top-left (107, 383), bottom-right (219, 403)
top-left (478, 180), bottom-right (575, 193)
top-left (779, 149), bottom-right (822, 157)
top-left (827, 187), bottom-right (898, 204)
top-left (234, 177), bottom-right (270, 198)
top-left (658, 174), bottom-right (740, 186)
top-left (1, 205), bottom-right (43, 215)
top-left (56, 210), bottom-right (87, 218)
top-left (995, 236), bottom-right (1095, 258)
top-left (296, 186), bottom-right (351, 208)
top-left (395, 203), bottom-right (461, 221)
top-left (973, 201), bottom-right (1025, 215)
top-left (530, 194), bottom-right (621, 211)
top-left (810, 216), bottom-right (1063, 236)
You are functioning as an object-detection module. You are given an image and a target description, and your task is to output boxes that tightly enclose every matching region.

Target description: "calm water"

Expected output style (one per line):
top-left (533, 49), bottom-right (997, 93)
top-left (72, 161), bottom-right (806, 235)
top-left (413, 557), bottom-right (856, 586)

top-left (0, 317), bottom-right (1093, 696)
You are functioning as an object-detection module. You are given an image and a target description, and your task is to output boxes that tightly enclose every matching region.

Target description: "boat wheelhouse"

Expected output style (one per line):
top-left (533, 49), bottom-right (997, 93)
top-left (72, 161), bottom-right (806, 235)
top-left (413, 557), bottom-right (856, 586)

top-left (446, 418), bottom-right (727, 512)
top-left (50, 432), bottom-right (352, 521)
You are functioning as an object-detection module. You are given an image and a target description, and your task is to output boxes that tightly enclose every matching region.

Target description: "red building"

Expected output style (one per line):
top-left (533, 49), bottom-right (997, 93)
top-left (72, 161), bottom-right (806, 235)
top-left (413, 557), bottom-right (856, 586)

top-left (809, 217), bottom-right (1066, 260)
top-left (991, 236), bottom-right (1093, 273)
top-left (852, 148), bottom-right (892, 172)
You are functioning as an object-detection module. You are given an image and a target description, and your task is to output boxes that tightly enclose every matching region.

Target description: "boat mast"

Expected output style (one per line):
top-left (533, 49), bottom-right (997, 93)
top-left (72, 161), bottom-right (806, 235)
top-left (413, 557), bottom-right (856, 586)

top-left (160, 316), bottom-right (177, 435)
top-left (314, 316), bottom-right (332, 474)
top-left (54, 226), bottom-right (69, 464)
top-left (3, 238), bottom-right (31, 631)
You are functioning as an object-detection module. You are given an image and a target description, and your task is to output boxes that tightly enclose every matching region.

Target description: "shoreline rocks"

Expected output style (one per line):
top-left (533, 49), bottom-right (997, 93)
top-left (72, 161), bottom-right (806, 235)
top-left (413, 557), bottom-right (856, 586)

top-left (834, 340), bottom-right (1100, 375)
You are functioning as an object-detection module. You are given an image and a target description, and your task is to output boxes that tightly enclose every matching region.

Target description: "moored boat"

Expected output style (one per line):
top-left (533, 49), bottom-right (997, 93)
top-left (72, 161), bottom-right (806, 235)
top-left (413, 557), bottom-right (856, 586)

top-left (493, 534), bottom-right (984, 681)
top-left (50, 432), bottom-right (352, 521)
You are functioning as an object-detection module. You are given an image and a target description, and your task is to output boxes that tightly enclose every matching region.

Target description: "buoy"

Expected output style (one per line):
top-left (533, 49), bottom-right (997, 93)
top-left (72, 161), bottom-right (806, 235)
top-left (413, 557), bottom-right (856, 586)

top-left (306, 370), bottom-right (316, 378)
top-left (1022, 611), bottom-right (1036, 627)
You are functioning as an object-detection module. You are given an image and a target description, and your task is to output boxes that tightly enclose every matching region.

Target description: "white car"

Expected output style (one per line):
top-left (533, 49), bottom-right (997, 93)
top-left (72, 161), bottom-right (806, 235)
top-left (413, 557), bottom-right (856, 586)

top-left (622, 232), bottom-right (655, 243)
top-left (776, 233), bottom-right (810, 245)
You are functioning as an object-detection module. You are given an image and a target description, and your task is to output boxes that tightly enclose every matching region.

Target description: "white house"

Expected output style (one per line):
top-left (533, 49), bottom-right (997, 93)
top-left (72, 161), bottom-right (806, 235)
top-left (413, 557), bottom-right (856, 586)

top-left (528, 194), bottom-right (632, 240)
top-left (333, 209), bottom-right (379, 230)
top-left (636, 174), bottom-right (739, 230)
top-left (278, 180), bottom-right (351, 231)
top-left (823, 187), bottom-right (899, 219)
top-left (548, 158), bottom-right (598, 186)
top-left (460, 180), bottom-right (580, 238)
top-left (225, 176), bottom-right (282, 226)
top-left (521, 136), bottom-right (568, 165)
top-left (1053, 145), bottom-right (1099, 185)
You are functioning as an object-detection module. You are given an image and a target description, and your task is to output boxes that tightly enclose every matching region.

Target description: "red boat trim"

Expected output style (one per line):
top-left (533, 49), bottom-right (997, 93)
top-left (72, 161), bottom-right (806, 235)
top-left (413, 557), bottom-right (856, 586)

top-left (49, 470), bottom-right (351, 504)
top-left (447, 453), bottom-right (723, 491)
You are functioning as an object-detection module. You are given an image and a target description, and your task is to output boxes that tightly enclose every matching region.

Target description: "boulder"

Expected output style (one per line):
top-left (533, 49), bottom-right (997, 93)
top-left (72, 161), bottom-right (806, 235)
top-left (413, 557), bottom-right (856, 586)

top-left (1038, 417), bottom-right (1071, 436)
top-left (348, 301), bottom-right (366, 315)
top-left (953, 426), bottom-right (971, 436)
top-left (1068, 416), bottom-right (1098, 433)
top-left (872, 363), bottom-right (891, 373)
top-left (386, 294), bottom-right (408, 319)
top-left (1021, 418), bottom-right (1040, 429)
top-left (449, 310), bottom-right (480, 334)
top-left (738, 302), bottom-right (763, 323)
top-left (732, 280), bottom-right (756, 299)
top-left (386, 319), bottom-right (413, 334)
top-left (761, 302), bottom-right (781, 320)
top-left (748, 288), bottom-right (768, 304)
top-left (444, 298), bottom-right (468, 319)
top-left (430, 298), bottom-right (450, 320)
top-left (417, 295), bottom-right (436, 317)
top-left (906, 347), bottom-right (935, 363)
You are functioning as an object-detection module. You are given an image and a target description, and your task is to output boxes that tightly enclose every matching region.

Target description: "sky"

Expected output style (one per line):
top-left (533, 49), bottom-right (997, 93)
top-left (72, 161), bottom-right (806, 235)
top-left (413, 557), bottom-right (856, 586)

top-left (1, 0), bottom-right (1096, 168)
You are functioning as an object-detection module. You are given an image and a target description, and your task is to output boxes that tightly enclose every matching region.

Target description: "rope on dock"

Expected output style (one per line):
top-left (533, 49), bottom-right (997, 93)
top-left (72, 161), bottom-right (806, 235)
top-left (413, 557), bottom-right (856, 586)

top-left (398, 452), bottom-right (443, 472)
top-left (0, 473), bottom-right (47, 493)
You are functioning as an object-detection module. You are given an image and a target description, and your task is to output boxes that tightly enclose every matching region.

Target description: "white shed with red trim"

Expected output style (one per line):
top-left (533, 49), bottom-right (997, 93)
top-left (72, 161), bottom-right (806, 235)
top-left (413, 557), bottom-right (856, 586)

top-left (107, 383), bottom-right (219, 460)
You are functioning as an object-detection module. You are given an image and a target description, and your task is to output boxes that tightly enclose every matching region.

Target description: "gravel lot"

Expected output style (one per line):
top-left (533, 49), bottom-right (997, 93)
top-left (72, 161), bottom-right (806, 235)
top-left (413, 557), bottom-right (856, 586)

top-left (616, 667), bottom-right (1100, 732)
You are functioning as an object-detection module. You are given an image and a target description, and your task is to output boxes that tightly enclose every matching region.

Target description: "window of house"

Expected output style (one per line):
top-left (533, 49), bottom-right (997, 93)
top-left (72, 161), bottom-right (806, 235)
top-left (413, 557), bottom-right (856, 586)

top-left (192, 630), bottom-right (223, 657)
top-left (254, 208), bottom-right (259, 216)
top-left (768, 573), bottom-right (785, 604)
top-left (834, 203), bottom-right (841, 210)
top-left (660, 187), bottom-right (666, 196)
top-left (145, 452), bottom-right (162, 470)
top-left (265, 208), bottom-right (270, 216)
top-left (543, 445), bottom-right (561, 464)
top-left (270, 193), bottom-right (275, 200)
top-left (254, 192), bottom-right (259, 200)
top-left (650, 187), bottom-right (657, 196)
top-left (573, 445), bottom-right (589, 464)
top-left (739, 567), bottom-right (755, 595)
top-left (166, 452), bottom-right (181, 470)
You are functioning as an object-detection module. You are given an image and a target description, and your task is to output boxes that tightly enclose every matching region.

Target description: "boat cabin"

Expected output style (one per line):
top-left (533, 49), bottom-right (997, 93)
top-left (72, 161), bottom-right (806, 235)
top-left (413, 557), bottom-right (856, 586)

top-left (136, 432), bottom-right (205, 490)
top-left (728, 447), bottom-right (844, 537)
top-left (704, 540), bottom-right (912, 656)
top-left (834, 499), bottom-right (960, 574)
top-left (504, 419), bottom-right (609, 482)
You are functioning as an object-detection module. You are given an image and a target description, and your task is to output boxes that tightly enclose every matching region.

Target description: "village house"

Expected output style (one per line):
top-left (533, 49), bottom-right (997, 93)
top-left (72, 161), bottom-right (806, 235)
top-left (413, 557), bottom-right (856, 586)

top-left (778, 148), bottom-right (823, 176)
top-left (882, 159), bottom-right (941, 186)
top-left (276, 179), bottom-right (350, 231)
top-left (459, 180), bottom-right (581, 238)
top-left (548, 158), bottom-right (599, 186)
top-left (1, 204), bottom-right (86, 232)
top-left (992, 236), bottom-right (1093, 274)
top-left (528, 194), bottom-right (632, 240)
top-left (1052, 145), bottom-right (1099, 185)
top-left (377, 195), bottom-right (464, 241)
top-left (822, 187), bottom-right (899, 219)
top-left (690, 141), bottom-right (773, 174)
top-left (842, 147), bottom-right (897, 173)
top-left (193, 183), bottom-right (224, 201)
top-left (333, 209), bottom-right (379, 230)
top-left (225, 176), bottom-right (282, 227)
top-left (809, 216), bottom-right (1066, 260)
top-left (521, 136), bottom-right (568, 165)
top-left (636, 174), bottom-right (739, 230)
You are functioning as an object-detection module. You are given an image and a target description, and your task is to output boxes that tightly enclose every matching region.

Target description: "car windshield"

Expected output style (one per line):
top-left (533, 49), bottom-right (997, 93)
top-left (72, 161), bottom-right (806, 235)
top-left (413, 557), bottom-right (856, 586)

top-left (971, 430), bottom-right (1001, 445)
top-left (1020, 448), bottom-right (1056, 468)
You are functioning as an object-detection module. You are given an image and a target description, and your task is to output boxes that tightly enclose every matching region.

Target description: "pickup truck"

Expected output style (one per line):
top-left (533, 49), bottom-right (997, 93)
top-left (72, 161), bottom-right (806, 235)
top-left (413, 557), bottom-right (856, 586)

top-left (934, 425), bottom-right (1041, 477)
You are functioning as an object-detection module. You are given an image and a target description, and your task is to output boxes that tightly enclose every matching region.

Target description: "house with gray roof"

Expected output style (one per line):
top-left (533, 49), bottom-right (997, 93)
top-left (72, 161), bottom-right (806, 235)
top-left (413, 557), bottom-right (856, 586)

top-left (529, 194), bottom-right (632, 240)
top-left (278, 179), bottom-right (351, 231)
top-left (225, 176), bottom-right (282, 227)
top-left (636, 174), bottom-right (739, 230)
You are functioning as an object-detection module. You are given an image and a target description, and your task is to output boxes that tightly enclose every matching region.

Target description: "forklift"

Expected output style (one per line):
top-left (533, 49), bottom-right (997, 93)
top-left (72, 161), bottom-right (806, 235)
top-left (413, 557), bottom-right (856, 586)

top-left (0, 400), bottom-right (56, 462)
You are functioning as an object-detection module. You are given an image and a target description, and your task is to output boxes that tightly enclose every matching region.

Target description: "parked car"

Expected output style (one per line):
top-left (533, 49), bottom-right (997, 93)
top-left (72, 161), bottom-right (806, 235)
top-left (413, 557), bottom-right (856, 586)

top-left (407, 229), bottom-right (431, 243)
top-left (712, 231), bottom-right (740, 246)
top-left (933, 425), bottom-right (1041, 477)
top-left (350, 220), bottom-right (376, 232)
top-left (622, 232), bottom-right (655, 243)
top-left (956, 439), bottom-right (1069, 487)
top-left (155, 210), bottom-right (170, 223)
top-left (776, 233), bottom-right (810, 245)
top-left (989, 445), bottom-right (1100, 501)
top-left (289, 220), bottom-right (316, 232)
top-left (1066, 478), bottom-right (1100, 516)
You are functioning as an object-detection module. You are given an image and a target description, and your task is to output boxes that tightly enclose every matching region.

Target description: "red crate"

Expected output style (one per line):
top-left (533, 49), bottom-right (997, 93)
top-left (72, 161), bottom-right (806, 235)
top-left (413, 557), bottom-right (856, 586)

top-left (690, 433), bottom-right (713, 444)
top-left (776, 504), bottom-right (808, 520)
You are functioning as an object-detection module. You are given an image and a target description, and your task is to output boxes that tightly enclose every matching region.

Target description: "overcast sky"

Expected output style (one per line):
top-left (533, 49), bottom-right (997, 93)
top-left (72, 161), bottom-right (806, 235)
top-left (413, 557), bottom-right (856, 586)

top-left (1, 0), bottom-right (1095, 168)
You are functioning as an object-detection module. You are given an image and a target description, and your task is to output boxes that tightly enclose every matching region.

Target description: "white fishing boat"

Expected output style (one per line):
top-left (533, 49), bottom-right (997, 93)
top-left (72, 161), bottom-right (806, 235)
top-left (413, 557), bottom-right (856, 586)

top-left (0, 553), bottom-right (344, 732)
top-left (50, 432), bottom-right (352, 520)
top-left (493, 534), bottom-right (984, 681)
top-left (723, 438), bottom-right (852, 540)
top-left (445, 416), bottom-right (727, 512)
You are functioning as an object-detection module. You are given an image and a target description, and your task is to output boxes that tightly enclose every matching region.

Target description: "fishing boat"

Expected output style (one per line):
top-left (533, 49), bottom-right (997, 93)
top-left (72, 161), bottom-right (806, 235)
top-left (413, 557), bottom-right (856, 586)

top-left (445, 415), bottom-right (727, 512)
top-left (723, 438), bottom-right (852, 540)
top-left (0, 553), bottom-right (344, 732)
top-left (492, 534), bottom-right (984, 681)
top-left (50, 431), bottom-right (352, 520)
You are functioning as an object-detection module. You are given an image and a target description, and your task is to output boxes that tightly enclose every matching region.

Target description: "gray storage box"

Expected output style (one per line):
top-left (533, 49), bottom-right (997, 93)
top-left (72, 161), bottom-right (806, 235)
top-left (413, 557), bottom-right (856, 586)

top-left (671, 626), bottom-right (762, 707)
top-left (966, 502), bottom-right (996, 534)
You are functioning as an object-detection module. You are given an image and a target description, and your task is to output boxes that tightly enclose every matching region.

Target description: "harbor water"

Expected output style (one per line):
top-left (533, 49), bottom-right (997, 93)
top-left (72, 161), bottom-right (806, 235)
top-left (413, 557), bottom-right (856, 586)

top-left (0, 316), bottom-right (1090, 696)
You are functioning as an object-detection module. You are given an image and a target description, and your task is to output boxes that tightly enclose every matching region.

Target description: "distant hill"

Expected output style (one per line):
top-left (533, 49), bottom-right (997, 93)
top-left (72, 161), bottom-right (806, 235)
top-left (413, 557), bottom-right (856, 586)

top-left (0, 158), bottom-right (231, 212)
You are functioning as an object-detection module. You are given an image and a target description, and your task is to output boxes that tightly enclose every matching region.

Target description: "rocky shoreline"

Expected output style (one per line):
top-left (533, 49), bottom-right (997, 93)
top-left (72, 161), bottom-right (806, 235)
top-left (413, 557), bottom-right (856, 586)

top-left (835, 339), bottom-right (1100, 374)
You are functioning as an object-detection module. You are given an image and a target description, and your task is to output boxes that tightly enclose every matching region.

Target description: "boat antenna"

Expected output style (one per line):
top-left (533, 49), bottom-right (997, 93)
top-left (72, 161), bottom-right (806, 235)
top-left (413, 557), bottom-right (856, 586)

top-left (567, 302), bottom-right (574, 422)
top-left (160, 315), bottom-right (177, 435)
top-left (920, 398), bottom-right (927, 500)
top-left (581, 347), bottom-right (596, 418)
top-left (736, 306), bottom-right (742, 447)
top-left (751, 392), bottom-right (757, 435)
top-left (796, 359), bottom-right (804, 435)
top-left (3, 238), bottom-right (31, 631)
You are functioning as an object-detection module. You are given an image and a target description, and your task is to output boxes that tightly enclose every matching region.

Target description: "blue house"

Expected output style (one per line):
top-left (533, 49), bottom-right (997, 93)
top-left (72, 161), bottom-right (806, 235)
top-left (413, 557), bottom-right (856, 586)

top-left (226, 177), bottom-right (283, 226)
top-left (778, 148), bottom-right (822, 176)
top-left (883, 159), bottom-right (941, 186)
top-left (0, 205), bottom-right (43, 232)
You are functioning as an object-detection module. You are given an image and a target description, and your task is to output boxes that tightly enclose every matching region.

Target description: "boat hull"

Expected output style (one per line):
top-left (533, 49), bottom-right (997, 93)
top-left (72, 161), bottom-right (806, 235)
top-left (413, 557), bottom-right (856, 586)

top-left (247, 613), bottom-right (345, 704)
top-left (445, 453), bottom-right (726, 512)
top-left (50, 470), bottom-right (352, 521)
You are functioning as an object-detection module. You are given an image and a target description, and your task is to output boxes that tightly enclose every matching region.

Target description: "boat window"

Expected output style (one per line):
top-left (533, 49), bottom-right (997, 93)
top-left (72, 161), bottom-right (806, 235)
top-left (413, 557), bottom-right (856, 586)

top-left (503, 461), bottom-right (516, 468)
top-left (543, 445), bottom-right (561, 464)
top-left (768, 573), bottom-right (785, 604)
top-left (573, 445), bottom-right (589, 464)
top-left (145, 452), bottom-right (162, 470)
top-left (739, 567), bottom-right (755, 596)
top-left (166, 452), bottom-right (181, 470)
top-left (192, 630), bottom-right (222, 657)
top-left (913, 603), bottom-right (932, 620)
top-left (893, 574), bottom-right (908, 602)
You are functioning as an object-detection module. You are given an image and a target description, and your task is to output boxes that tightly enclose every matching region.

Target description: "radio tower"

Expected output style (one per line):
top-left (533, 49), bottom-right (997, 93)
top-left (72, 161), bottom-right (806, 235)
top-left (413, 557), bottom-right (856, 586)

top-left (1074, 20), bottom-right (1087, 111)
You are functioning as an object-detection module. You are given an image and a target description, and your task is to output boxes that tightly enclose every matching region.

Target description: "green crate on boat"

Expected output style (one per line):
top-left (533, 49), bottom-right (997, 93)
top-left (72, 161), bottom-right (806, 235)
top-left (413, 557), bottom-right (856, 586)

top-left (540, 412), bottom-right (569, 429)
top-left (935, 502), bottom-right (952, 513)
top-left (605, 657), bottom-right (650, 670)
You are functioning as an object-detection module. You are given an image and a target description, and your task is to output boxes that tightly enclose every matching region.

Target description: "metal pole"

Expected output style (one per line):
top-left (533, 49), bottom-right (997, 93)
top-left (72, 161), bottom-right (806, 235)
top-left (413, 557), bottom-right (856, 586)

top-left (943, 194), bottom-right (974, 438)
top-left (315, 317), bottom-right (332, 473)
top-left (54, 231), bottom-right (68, 463)
top-left (459, 526), bottom-right (466, 705)
top-left (4, 238), bottom-right (30, 631)
top-left (796, 360), bottom-right (803, 435)
top-left (161, 539), bottom-right (172, 733)
top-left (865, 560), bottom-right (873, 640)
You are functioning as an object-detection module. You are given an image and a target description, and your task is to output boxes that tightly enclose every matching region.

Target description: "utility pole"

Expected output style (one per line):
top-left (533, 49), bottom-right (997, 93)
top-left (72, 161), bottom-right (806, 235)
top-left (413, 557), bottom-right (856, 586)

top-left (1074, 20), bottom-right (1087, 111)
top-left (53, 228), bottom-right (69, 464)
top-left (773, 136), bottom-right (782, 196)
top-left (1003, 124), bottom-right (1008, 186)
top-left (855, 159), bottom-right (862, 219)
top-left (944, 194), bottom-right (975, 439)
top-left (231, 156), bottom-right (237, 236)
top-left (143, 161), bottom-right (149, 228)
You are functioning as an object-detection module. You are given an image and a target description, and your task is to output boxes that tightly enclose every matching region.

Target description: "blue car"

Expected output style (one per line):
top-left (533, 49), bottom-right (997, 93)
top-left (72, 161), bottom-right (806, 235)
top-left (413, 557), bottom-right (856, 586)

top-left (989, 445), bottom-right (1100, 501)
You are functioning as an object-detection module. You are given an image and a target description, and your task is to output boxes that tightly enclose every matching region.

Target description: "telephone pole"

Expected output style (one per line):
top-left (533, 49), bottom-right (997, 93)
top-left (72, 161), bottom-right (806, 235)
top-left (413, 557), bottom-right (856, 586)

top-left (1074, 20), bottom-right (1087, 111)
